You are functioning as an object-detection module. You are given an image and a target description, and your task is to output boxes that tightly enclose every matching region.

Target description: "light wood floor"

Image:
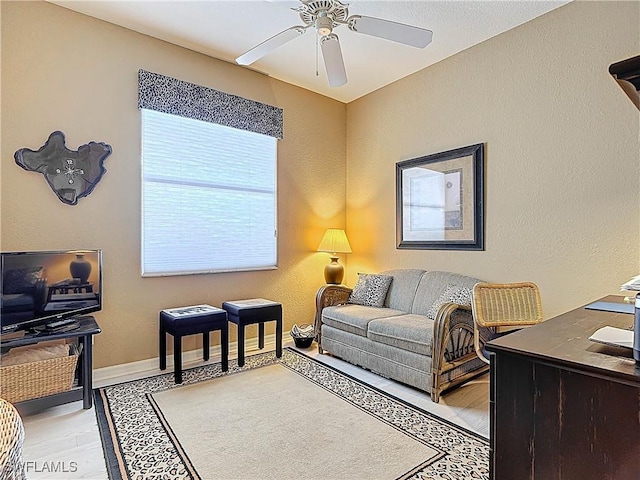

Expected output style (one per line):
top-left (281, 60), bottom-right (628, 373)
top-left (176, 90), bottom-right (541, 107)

top-left (20, 341), bottom-right (489, 479)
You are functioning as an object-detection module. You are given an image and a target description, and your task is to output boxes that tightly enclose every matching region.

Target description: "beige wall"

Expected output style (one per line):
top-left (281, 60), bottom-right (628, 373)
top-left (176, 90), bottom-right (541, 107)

top-left (2, 1), bottom-right (639, 368)
top-left (0, 1), bottom-right (347, 368)
top-left (345, 1), bottom-right (640, 318)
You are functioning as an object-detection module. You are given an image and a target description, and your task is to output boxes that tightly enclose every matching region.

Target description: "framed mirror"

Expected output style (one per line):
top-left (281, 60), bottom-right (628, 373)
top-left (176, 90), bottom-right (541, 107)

top-left (396, 143), bottom-right (484, 250)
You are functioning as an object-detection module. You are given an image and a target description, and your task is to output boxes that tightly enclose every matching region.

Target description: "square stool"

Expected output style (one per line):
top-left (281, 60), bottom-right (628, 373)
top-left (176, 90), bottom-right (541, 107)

top-left (222, 298), bottom-right (282, 367)
top-left (159, 304), bottom-right (229, 384)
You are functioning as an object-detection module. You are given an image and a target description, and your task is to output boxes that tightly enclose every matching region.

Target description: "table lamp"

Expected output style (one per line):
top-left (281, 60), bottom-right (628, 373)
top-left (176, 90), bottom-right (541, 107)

top-left (317, 229), bottom-right (352, 284)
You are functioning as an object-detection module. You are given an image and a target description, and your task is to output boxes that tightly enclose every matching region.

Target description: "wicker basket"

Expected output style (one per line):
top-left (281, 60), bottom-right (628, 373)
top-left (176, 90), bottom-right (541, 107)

top-left (0, 345), bottom-right (79, 404)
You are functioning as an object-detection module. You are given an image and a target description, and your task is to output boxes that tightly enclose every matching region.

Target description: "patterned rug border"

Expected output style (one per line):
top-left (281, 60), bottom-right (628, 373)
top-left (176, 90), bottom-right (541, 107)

top-left (94, 348), bottom-right (489, 480)
top-left (291, 347), bottom-right (489, 443)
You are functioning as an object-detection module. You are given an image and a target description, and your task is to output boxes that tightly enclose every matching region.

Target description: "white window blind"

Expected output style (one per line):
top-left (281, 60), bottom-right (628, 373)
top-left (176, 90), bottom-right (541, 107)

top-left (141, 109), bottom-right (277, 276)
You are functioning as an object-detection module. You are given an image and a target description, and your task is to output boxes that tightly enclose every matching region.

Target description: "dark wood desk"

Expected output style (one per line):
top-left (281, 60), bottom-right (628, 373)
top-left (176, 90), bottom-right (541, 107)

top-left (1, 316), bottom-right (101, 415)
top-left (486, 296), bottom-right (640, 480)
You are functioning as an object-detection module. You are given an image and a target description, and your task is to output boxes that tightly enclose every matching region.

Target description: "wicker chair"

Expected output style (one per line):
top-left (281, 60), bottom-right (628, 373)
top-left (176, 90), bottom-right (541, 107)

top-left (471, 282), bottom-right (544, 364)
top-left (0, 398), bottom-right (26, 480)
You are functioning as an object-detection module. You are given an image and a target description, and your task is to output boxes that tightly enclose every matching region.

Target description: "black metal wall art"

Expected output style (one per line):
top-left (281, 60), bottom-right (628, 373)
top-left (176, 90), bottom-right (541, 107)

top-left (14, 131), bottom-right (112, 206)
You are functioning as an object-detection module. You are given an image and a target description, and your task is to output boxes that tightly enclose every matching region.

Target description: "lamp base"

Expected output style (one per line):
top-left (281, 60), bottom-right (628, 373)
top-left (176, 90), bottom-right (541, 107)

top-left (324, 256), bottom-right (344, 285)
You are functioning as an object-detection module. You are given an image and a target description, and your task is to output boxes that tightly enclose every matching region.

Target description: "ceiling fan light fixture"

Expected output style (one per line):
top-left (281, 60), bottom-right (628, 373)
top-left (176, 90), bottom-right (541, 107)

top-left (316, 15), bottom-right (333, 36)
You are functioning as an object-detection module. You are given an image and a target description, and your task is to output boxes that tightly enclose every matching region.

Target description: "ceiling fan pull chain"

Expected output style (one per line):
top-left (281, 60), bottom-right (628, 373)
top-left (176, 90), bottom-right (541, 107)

top-left (315, 33), bottom-right (319, 77)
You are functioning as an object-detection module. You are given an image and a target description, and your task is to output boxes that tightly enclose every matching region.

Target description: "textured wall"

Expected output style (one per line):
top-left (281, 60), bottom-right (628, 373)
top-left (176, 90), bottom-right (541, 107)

top-left (0, 1), bottom-right (347, 368)
top-left (3, 1), bottom-right (639, 369)
top-left (345, 1), bottom-right (640, 318)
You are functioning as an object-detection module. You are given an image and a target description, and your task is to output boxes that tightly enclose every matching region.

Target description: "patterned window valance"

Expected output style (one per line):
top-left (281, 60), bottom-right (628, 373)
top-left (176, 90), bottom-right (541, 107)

top-left (137, 69), bottom-right (283, 139)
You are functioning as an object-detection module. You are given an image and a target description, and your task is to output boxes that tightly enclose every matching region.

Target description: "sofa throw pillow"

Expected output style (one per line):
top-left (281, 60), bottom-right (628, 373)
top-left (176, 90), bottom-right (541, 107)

top-left (348, 273), bottom-right (393, 308)
top-left (427, 283), bottom-right (473, 320)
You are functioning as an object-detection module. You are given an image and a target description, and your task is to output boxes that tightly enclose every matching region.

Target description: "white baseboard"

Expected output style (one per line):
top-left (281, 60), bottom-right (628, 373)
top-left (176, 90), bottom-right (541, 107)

top-left (93, 332), bottom-right (287, 387)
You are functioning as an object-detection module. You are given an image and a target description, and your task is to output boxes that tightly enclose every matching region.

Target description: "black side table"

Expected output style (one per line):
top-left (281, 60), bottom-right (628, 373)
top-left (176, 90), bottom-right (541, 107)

top-left (159, 305), bottom-right (229, 383)
top-left (222, 298), bottom-right (282, 367)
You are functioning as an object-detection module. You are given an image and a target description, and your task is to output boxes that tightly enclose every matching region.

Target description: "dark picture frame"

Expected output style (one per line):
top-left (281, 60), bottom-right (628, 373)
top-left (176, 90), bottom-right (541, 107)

top-left (396, 143), bottom-right (484, 250)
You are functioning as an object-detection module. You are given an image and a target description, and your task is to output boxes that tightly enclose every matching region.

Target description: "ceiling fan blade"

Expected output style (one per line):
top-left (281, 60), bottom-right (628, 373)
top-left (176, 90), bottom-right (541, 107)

top-left (264, 0), bottom-right (302, 8)
top-left (320, 34), bottom-right (347, 88)
top-left (236, 26), bottom-right (307, 65)
top-left (349, 15), bottom-right (433, 48)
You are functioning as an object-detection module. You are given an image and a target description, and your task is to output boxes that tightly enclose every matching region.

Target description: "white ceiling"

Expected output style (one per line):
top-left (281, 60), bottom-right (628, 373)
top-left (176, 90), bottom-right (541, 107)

top-left (49, 0), bottom-right (571, 103)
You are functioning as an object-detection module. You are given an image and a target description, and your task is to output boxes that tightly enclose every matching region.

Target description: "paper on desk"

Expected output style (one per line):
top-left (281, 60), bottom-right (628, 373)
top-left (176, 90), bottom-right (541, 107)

top-left (621, 274), bottom-right (640, 291)
top-left (588, 326), bottom-right (633, 349)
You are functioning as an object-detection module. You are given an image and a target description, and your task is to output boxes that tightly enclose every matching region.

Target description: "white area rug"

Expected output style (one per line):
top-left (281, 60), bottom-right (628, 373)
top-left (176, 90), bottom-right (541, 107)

top-left (95, 348), bottom-right (489, 479)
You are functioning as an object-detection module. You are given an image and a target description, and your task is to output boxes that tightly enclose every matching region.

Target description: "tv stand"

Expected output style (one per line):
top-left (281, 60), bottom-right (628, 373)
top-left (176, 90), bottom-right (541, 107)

top-left (1, 316), bottom-right (101, 415)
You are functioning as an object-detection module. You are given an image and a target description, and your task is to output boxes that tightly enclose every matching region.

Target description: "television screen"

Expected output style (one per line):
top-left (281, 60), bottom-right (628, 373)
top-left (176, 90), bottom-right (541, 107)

top-left (1, 250), bottom-right (102, 333)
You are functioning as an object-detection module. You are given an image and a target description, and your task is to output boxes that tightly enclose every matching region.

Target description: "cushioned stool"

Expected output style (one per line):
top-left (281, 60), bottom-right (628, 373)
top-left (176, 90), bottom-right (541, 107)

top-left (159, 304), bottom-right (228, 384)
top-left (222, 298), bottom-right (282, 367)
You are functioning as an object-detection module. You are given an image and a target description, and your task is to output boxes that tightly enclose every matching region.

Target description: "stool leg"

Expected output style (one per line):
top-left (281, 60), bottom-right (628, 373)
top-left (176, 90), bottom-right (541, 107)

top-left (238, 323), bottom-right (245, 367)
top-left (174, 334), bottom-right (183, 384)
top-left (203, 331), bottom-right (210, 361)
top-left (276, 318), bottom-right (283, 358)
top-left (258, 322), bottom-right (265, 350)
top-left (159, 324), bottom-right (167, 371)
top-left (221, 324), bottom-right (229, 371)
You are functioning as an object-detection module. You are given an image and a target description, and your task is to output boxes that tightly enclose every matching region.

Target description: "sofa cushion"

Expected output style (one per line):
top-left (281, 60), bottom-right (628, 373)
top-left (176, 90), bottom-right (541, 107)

top-left (322, 304), bottom-right (406, 337)
top-left (426, 283), bottom-right (473, 320)
top-left (411, 271), bottom-right (482, 316)
top-left (380, 269), bottom-right (426, 311)
top-left (321, 325), bottom-right (433, 390)
top-left (348, 273), bottom-right (393, 307)
top-left (367, 314), bottom-right (434, 356)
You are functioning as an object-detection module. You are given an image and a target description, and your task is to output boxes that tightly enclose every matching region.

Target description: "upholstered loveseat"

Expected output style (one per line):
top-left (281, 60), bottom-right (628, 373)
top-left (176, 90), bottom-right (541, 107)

top-left (314, 269), bottom-right (488, 402)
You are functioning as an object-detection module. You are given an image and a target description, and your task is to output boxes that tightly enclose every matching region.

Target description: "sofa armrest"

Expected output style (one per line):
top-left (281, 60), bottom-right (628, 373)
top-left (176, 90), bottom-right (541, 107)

top-left (431, 302), bottom-right (488, 402)
top-left (314, 285), bottom-right (352, 353)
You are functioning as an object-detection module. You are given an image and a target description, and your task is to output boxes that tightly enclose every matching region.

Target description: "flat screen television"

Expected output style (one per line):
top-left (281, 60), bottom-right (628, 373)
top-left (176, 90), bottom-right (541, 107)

top-left (1, 249), bottom-right (102, 333)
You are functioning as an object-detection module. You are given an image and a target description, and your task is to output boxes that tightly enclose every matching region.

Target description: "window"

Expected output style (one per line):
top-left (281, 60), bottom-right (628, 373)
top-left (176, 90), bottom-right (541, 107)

top-left (141, 109), bottom-right (277, 276)
top-left (137, 69), bottom-right (283, 276)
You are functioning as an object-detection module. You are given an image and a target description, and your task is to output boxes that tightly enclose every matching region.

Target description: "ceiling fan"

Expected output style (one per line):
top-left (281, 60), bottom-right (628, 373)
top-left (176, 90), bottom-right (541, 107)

top-left (235, 0), bottom-right (433, 88)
